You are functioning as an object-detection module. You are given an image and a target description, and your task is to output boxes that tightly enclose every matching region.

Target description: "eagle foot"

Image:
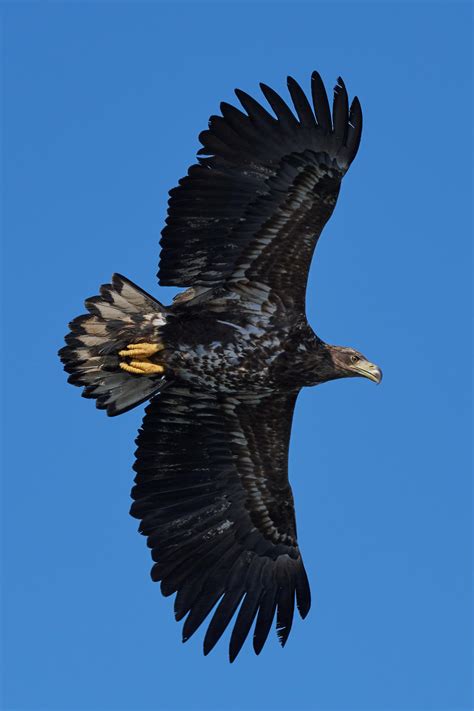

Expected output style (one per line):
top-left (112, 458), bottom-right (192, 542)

top-left (118, 343), bottom-right (162, 358)
top-left (118, 342), bottom-right (165, 375)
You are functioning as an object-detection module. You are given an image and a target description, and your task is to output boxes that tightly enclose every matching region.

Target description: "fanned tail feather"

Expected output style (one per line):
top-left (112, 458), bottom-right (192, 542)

top-left (59, 274), bottom-right (167, 416)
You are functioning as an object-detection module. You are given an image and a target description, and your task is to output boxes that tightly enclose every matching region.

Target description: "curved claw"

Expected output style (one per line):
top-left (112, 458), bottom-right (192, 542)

top-left (119, 341), bottom-right (165, 375)
top-left (118, 342), bottom-right (162, 358)
top-left (119, 360), bottom-right (165, 375)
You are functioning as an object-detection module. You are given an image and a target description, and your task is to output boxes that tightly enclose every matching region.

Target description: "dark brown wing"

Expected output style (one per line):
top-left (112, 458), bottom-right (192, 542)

top-left (131, 385), bottom-right (310, 661)
top-left (158, 72), bottom-right (362, 310)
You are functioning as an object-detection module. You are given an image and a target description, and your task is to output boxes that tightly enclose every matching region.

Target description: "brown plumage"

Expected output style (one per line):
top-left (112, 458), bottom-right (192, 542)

top-left (59, 71), bottom-right (381, 661)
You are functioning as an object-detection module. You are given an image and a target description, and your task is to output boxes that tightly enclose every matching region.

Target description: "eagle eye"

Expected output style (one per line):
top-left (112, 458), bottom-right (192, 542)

top-left (350, 355), bottom-right (360, 364)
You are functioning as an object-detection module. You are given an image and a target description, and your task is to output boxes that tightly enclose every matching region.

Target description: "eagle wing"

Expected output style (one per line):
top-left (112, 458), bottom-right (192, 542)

top-left (132, 385), bottom-right (310, 661)
top-left (158, 71), bottom-right (362, 311)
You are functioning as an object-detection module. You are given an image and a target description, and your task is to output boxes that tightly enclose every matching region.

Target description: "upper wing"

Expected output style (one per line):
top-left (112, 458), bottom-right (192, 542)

top-left (131, 385), bottom-right (310, 661)
top-left (158, 71), bottom-right (362, 310)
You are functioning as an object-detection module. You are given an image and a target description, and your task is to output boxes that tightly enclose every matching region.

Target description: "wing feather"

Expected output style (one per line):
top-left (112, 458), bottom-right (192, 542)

top-left (287, 75), bottom-right (317, 128)
top-left (275, 559), bottom-right (296, 646)
top-left (347, 96), bottom-right (363, 158)
top-left (253, 574), bottom-right (279, 655)
top-left (203, 557), bottom-right (248, 656)
top-left (131, 386), bottom-right (310, 660)
top-left (259, 82), bottom-right (300, 130)
top-left (311, 70), bottom-right (332, 132)
top-left (234, 88), bottom-right (278, 129)
top-left (219, 101), bottom-right (263, 143)
top-left (228, 557), bottom-right (267, 662)
top-left (158, 71), bottom-right (362, 298)
top-left (333, 77), bottom-right (349, 145)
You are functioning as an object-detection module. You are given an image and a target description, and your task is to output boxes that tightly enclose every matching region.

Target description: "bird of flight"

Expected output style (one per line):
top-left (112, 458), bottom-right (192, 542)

top-left (60, 71), bottom-right (382, 662)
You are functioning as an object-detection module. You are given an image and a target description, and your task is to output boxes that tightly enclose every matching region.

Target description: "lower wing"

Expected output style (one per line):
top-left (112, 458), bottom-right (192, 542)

top-left (131, 385), bottom-right (310, 661)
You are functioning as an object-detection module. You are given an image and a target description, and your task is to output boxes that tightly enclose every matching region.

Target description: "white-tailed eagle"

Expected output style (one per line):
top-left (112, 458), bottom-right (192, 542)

top-left (60, 71), bottom-right (382, 662)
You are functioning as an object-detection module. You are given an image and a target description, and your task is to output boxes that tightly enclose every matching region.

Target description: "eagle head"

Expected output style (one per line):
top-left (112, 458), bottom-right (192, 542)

top-left (329, 346), bottom-right (382, 384)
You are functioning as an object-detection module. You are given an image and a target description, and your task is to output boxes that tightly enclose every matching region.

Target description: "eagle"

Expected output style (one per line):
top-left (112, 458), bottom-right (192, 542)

top-left (59, 71), bottom-right (382, 662)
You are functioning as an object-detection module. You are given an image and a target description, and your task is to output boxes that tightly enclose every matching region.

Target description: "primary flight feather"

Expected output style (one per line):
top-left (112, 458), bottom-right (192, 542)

top-left (59, 71), bottom-right (381, 662)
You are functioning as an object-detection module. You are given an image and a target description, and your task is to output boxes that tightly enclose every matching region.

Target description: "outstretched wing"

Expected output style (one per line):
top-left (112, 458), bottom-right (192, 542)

top-left (132, 385), bottom-right (310, 661)
top-left (158, 71), bottom-right (362, 310)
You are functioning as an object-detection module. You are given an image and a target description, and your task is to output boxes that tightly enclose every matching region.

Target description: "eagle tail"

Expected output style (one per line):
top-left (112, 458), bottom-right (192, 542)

top-left (59, 274), bottom-right (167, 416)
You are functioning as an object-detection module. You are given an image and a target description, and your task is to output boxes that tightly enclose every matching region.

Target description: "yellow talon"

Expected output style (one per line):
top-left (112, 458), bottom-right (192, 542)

top-left (118, 342), bottom-right (162, 358)
top-left (119, 360), bottom-right (164, 375)
top-left (118, 342), bottom-right (165, 375)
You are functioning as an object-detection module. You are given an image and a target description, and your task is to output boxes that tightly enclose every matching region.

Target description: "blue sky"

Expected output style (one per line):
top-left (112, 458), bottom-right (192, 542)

top-left (2, 2), bottom-right (472, 710)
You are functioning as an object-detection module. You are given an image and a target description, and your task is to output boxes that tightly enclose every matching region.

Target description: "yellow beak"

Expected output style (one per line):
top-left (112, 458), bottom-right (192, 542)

top-left (354, 359), bottom-right (383, 383)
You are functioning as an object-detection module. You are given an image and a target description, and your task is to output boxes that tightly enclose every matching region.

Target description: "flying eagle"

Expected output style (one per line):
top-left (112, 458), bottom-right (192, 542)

top-left (60, 71), bottom-right (382, 662)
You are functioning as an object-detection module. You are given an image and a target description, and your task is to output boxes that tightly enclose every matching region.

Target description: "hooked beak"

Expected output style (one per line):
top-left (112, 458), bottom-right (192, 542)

top-left (354, 359), bottom-right (383, 384)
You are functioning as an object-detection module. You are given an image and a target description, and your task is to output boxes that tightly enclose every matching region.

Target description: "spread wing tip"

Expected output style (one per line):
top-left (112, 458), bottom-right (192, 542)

top-left (159, 69), bottom-right (363, 288)
top-left (203, 70), bottom-right (361, 165)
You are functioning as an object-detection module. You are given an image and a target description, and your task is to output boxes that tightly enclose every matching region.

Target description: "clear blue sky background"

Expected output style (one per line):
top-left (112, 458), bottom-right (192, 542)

top-left (2, 2), bottom-right (472, 710)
